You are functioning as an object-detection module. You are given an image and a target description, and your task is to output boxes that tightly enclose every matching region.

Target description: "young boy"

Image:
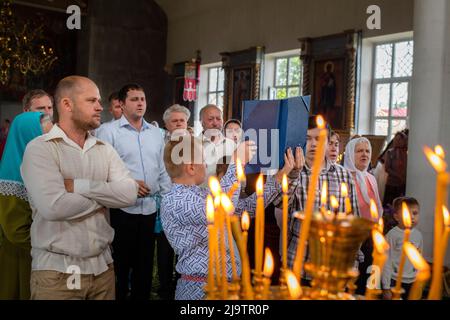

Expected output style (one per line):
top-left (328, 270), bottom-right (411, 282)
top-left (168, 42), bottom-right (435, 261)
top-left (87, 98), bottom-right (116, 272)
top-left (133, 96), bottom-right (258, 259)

top-left (382, 197), bottom-right (423, 300)
top-left (160, 135), bottom-right (301, 300)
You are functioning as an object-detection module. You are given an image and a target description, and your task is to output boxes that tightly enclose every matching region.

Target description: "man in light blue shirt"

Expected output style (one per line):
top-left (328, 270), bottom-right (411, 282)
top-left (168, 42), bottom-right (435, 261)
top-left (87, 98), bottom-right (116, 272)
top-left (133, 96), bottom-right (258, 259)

top-left (94, 91), bottom-right (122, 137)
top-left (97, 83), bottom-right (171, 300)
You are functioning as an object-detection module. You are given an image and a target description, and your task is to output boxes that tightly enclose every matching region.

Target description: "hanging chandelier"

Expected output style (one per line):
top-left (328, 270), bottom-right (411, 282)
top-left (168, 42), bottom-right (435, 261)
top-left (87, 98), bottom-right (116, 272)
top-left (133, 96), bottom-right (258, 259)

top-left (0, 0), bottom-right (57, 85)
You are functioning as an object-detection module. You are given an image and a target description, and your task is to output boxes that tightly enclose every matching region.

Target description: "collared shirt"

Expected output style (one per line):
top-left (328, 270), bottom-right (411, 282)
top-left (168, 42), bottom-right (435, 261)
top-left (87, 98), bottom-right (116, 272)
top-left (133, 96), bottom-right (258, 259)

top-left (160, 164), bottom-right (282, 292)
top-left (200, 133), bottom-right (236, 188)
top-left (21, 125), bottom-right (138, 275)
top-left (96, 115), bottom-right (172, 215)
top-left (163, 129), bottom-right (171, 144)
top-left (272, 160), bottom-right (360, 270)
top-left (93, 118), bottom-right (116, 137)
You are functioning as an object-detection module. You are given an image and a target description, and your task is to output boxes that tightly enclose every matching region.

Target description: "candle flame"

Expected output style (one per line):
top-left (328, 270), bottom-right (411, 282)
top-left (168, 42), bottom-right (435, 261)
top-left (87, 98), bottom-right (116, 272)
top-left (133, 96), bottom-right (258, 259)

top-left (341, 183), bottom-right (348, 198)
top-left (326, 210), bottom-right (333, 220)
top-left (321, 181), bottom-right (328, 207)
top-left (241, 211), bottom-right (250, 231)
top-left (372, 230), bottom-right (389, 254)
top-left (404, 242), bottom-right (430, 279)
top-left (282, 174), bottom-right (288, 193)
top-left (214, 196), bottom-right (221, 208)
top-left (423, 146), bottom-right (447, 172)
top-left (370, 199), bottom-right (379, 221)
top-left (286, 270), bottom-right (302, 299)
top-left (263, 248), bottom-right (274, 278)
top-left (206, 195), bottom-right (215, 224)
top-left (209, 176), bottom-right (222, 197)
top-left (220, 194), bottom-right (234, 215)
top-left (402, 202), bottom-right (412, 229)
top-left (256, 174), bottom-right (264, 196)
top-left (236, 158), bottom-right (245, 182)
top-left (443, 206), bottom-right (450, 227)
top-left (378, 217), bottom-right (384, 233)
top-left (330, 195), bottom-right (339, 210)
top-left (316, 115), bottom-right (325, 129)
top-left (435, 145), bottom-right (445, 159)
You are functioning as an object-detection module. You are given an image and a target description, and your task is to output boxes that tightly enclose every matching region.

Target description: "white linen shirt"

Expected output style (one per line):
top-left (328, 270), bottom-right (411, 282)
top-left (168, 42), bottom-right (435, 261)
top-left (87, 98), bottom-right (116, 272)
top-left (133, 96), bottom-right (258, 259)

top-left (21, 125), bottom-right (138, 275)
top-left (200, 133), bottom-right (236, 188)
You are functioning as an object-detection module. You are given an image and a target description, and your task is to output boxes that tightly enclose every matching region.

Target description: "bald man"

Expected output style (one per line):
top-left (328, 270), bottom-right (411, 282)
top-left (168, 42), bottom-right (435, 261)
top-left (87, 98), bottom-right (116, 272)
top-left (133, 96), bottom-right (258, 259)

top-left (199, 104), bottom-right (236, 186)
top-left (21, 76), bottom-right (139, 300)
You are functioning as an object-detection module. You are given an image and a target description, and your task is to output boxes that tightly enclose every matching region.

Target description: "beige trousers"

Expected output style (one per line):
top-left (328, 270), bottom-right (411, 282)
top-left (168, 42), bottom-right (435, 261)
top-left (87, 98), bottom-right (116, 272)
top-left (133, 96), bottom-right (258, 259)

top-left (30, 264), bottom-right (115, 300)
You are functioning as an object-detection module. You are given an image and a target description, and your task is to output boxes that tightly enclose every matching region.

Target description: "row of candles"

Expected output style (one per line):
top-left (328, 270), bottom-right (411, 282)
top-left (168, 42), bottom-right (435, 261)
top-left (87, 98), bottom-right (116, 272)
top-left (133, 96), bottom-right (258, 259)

top-left (424, 145), bottom-right (450, 299)
top-left (205, 115), bottom-right (450, 300)
top-left (206, 157), bottom-right (298, 299)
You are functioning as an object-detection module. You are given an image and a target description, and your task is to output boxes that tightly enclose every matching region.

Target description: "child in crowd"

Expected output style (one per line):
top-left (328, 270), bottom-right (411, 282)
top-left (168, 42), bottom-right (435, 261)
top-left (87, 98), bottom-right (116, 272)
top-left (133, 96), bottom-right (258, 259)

top-left (326, 130), bottom-right (340, 165)
top-left (382, 197), bottom-right (423, 300)
top-left (160, 135), bottom-right (300, 300)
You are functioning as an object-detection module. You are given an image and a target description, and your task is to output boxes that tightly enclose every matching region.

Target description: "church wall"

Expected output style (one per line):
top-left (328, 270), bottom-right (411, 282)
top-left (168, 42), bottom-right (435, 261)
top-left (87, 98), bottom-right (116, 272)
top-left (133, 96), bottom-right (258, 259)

top-left (77, 0), bottom-right (169, 123)
top-left (157, 0), bottom-right (414, 65)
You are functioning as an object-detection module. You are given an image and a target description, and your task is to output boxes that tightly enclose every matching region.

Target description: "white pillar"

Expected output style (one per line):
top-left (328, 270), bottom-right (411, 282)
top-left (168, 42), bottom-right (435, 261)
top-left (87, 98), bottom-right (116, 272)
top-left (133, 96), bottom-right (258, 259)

top-left (407, 0), bottom-right (450, 264)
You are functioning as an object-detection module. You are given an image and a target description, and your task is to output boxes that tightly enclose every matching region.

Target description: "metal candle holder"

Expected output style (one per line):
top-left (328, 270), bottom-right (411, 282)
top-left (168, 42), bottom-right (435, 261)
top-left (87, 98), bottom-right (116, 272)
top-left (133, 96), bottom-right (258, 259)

top-left (302, 212), bottom-right (374, 300)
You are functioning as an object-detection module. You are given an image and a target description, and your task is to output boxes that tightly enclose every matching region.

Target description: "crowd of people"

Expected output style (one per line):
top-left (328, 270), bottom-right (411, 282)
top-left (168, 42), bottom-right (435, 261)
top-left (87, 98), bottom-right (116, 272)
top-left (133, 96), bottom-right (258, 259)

top-left (0, 75), bottom-right (419, 301)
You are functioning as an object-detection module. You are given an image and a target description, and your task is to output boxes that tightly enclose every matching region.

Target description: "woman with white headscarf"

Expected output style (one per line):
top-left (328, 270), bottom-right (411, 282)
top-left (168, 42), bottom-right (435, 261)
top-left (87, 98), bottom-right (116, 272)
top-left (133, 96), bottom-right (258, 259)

top-left (344, 136), bottom-right (383, 295)
top-left (344, 137), bottom-right (383, 221)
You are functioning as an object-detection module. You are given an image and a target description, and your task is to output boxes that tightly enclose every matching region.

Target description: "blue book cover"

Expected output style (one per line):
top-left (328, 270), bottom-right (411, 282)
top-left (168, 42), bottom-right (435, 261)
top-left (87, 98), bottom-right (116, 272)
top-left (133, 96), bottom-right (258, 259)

top-left (242, 96), bottom-right (310, 174)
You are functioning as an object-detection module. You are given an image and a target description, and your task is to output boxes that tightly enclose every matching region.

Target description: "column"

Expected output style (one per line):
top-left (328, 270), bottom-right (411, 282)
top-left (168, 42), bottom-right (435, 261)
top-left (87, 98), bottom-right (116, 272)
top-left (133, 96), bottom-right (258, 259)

top-left (407, 0), bottom-right (450, 264)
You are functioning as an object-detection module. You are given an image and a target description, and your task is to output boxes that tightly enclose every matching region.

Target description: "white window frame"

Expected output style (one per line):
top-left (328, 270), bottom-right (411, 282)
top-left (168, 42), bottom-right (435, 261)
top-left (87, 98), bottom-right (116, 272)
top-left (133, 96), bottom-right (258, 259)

top-left (273, 55), bottom-right (302, 99)
top-left (371, 38), bottom-right (413, 139)
top-left (206, 66), bottom-right (225, 110)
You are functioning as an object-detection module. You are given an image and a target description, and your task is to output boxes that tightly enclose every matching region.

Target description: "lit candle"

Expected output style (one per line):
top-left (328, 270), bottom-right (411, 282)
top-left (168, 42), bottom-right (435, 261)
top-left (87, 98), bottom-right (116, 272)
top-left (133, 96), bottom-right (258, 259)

top-left (428, 206), bottom-right (450, 300)
top-left (221, 194), bottom-right (238, 283)
top-left (325, 210), bottom-right (334, 222)
top-left (404, 243), bottom-right (430, 300)
top-left (240, 212), bottom-right (252, 296)
top-left (263, 248), bottom-right (274, 298)
top-left (378, 217), bottom-right (384, 234)
top-left (293, 115), bottom-right (327, 280)
top-left (209, 176), bottom-right (224, 289)
top-left (330, 195), bottom-right (339, 217)
top-left (424, 145), bottom-right (449, 300)
top-left (282, 174), bottom-right (289, 270)
top-left (435, 145), bottom-right (445, 159)
top-left (392, 202), bottom-right (412, 299)
top-left (218, 205), bottom-right (228, 298)
top-left (209, 176), bottom-right (222, 198)
top-left (370, 199), bottom-right (379, 223)
top-left (206, 195), bottom-right (216, 296)
top-left (230, 214), bottom-right (253, 299)
top-left (367, 230), bottom-right (390, 300)
top-left (255, 174), bottom-right (265, 276)
top-left (424, 146), bottom-right (447, 246)
top-left (241, 211), bottom-right (250, 249)
top-left (236, 158), bottom-right (246, 182)
top-left (213, 197), bottom-right (221, 287)
top-left (341, 183), bottom-right (352, 215)
top-left (286, 270), bottom-right (302, 299)
top-left (320, 181), bottom-right (328, 214)
top-left (228, 158), bottom-right (245, 198)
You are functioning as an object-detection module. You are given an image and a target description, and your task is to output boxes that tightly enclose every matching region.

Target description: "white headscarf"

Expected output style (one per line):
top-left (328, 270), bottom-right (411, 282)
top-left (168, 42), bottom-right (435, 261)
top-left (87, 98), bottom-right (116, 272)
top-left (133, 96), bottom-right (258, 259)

top-left (344, 137), bottom-right (377, 204)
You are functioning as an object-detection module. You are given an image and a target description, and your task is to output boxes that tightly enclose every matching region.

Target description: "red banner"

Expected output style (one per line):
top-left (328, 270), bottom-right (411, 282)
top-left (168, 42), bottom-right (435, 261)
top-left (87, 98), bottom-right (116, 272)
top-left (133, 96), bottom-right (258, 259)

top-left (183, 62), bottom-right (197, 102)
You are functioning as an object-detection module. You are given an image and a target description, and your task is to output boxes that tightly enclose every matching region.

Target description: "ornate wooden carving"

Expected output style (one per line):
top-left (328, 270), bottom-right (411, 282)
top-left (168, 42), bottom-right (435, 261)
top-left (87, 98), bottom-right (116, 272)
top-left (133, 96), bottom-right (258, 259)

top-left (298, 31), bottom-right (361, 134)
top-left (220, 46), bottom-right (265, 121)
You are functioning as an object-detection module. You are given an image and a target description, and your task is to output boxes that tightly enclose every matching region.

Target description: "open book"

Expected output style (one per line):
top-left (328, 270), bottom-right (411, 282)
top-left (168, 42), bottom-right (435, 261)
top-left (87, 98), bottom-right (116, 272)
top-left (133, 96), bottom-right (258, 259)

top-left (242, 96), bottom-right (310, 174)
